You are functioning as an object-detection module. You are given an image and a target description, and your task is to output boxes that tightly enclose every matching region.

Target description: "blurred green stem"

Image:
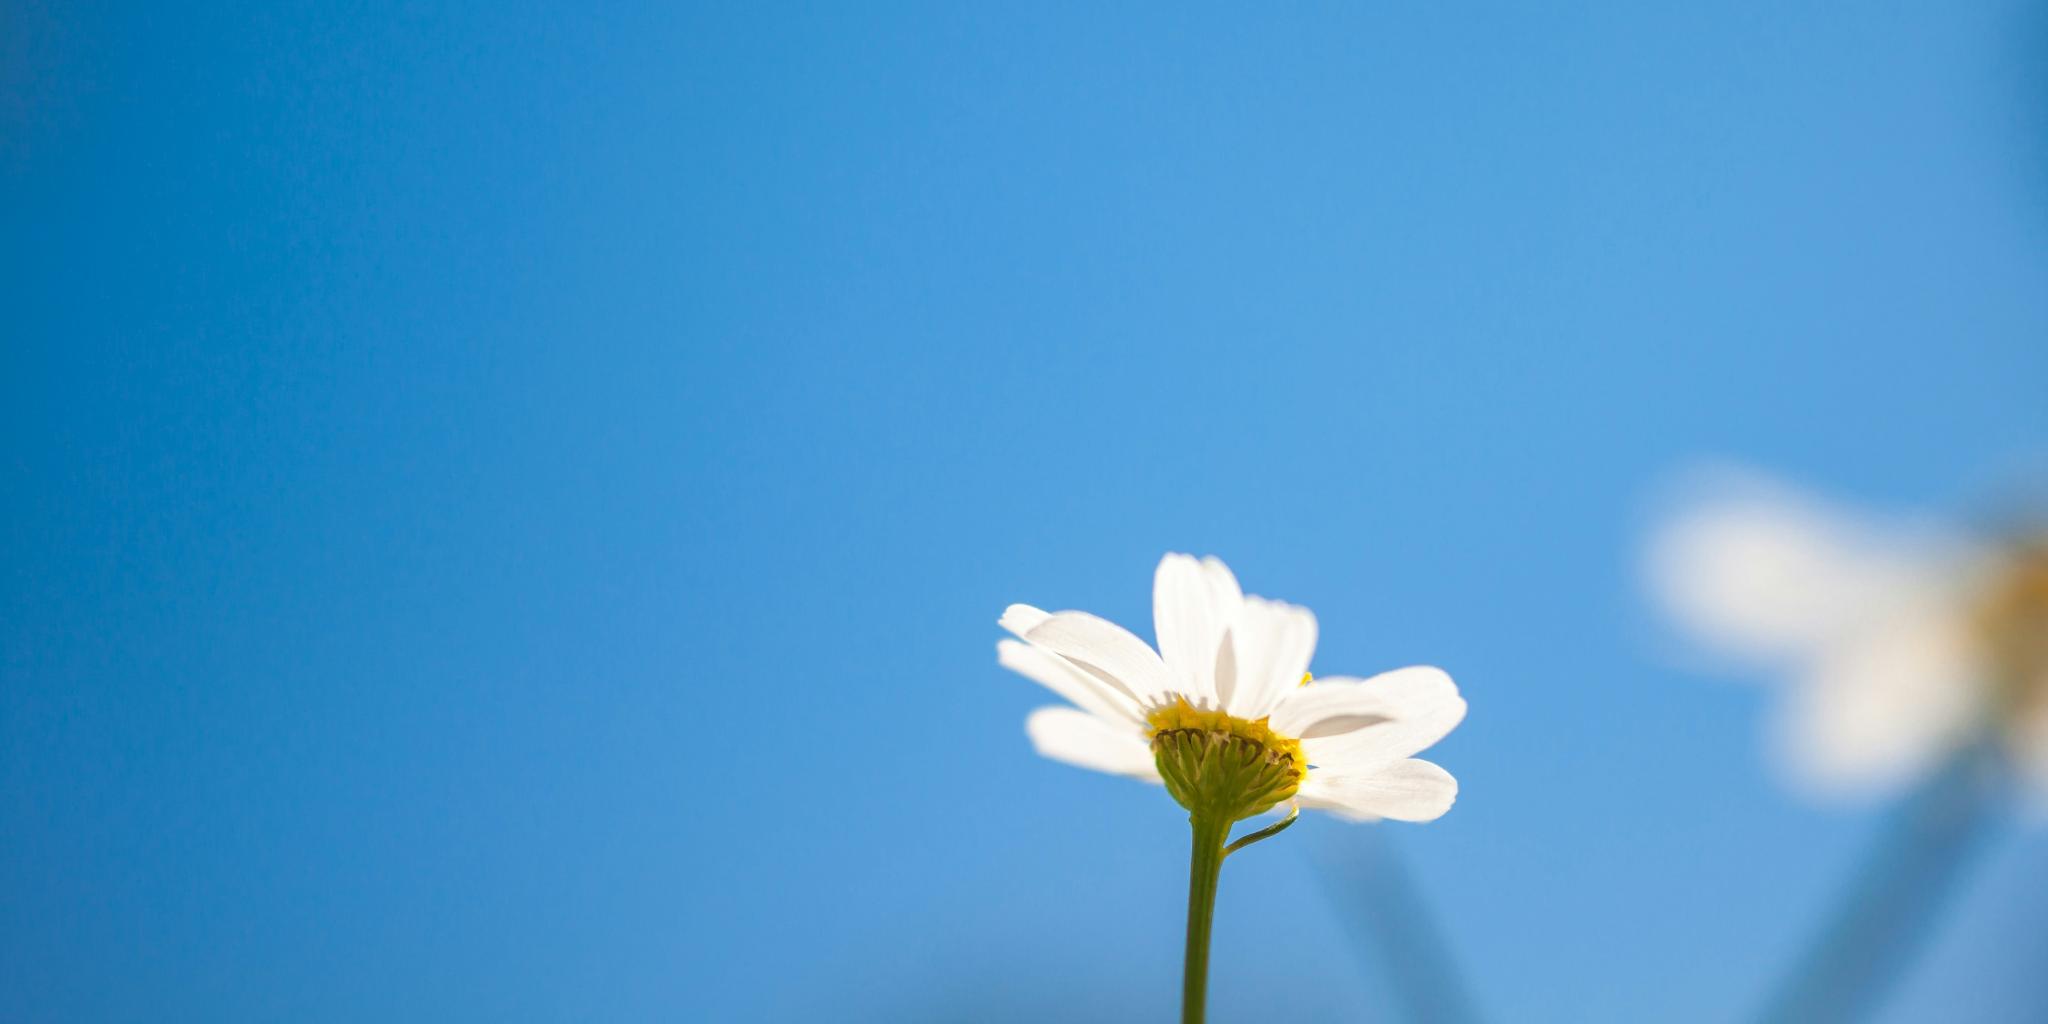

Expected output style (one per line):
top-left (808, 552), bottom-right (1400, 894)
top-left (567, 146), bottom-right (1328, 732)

top-left (1181, 815), bottom-right (1229, 1024)
top-left (1314, 829), bottom-right (1485, 1024)
top-left (1756, 739), bottom-right (2005, 1024)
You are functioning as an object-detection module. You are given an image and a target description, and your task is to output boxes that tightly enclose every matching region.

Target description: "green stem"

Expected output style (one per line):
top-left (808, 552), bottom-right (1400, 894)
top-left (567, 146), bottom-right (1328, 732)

top-left (1182, 815), bottom-right (1230, 1024)
top-left (1225, 804), bottom-right (1299, 856)
top-left (1755, 739), bottom-right (2004, 1024)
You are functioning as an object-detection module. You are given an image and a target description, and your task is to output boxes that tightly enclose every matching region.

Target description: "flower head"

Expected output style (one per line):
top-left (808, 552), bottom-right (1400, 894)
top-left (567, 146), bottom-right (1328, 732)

top-left (998, 554), bottom-right (1464, 822)
top-left (1648, 466), bottom-right (2048, 796)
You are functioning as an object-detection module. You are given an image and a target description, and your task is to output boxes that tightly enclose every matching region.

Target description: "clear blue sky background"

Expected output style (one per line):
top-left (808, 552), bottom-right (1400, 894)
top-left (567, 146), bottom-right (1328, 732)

top-left (6, 3), bottom-right (2047, 1022)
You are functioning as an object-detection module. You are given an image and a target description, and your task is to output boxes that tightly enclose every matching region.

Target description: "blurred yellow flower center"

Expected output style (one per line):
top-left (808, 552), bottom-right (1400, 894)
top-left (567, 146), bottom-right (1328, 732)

top-left (1977, 538), bottom-right (2048, 714)
top-left (1146, 697), bottom-right (1306, 822)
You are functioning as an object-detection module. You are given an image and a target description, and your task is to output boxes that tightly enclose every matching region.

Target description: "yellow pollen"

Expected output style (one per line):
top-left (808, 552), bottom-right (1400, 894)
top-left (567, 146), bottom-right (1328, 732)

top-left (1975, 538), bottom-right (2048, 717)
top-left (1301, 672), bottom-right (1313, 687)
top-left (1144, 697), bottom-right (1301, 754)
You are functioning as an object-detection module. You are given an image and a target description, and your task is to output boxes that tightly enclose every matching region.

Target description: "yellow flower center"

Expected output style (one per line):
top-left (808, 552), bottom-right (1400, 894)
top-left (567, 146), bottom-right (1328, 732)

top-left (1146, 697), bottom-right (1307, 822)
top-left (1977, 537), bottom-right (2048, 717)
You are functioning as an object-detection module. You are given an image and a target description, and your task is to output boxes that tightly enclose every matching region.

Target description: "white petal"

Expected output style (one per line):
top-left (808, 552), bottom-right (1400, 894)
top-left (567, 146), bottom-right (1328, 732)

top-left (1153, 553), bottom-right (1243, 705)
top-left (1222, 597), bottom-right (1317, 719)
top-left (1302, 673), bottom-right (1466, 774)
top-left (1300, 759), bottom-right (1457, 822)
top-left (1022, 611), bottom-right (1173, 705)
top-left (998, 639), bottom-right (1144, 724)
top-left (1647, 469), bottom-right (1962, 663)
top-left (1025, 706), bottom-right (1160, 781)
top-left (999, 603), bottom-right (1052, 638)
top-left (1269, 667), bottom-right (1457, 739)
top-left (1779, 604), bottom-right (1983, 792)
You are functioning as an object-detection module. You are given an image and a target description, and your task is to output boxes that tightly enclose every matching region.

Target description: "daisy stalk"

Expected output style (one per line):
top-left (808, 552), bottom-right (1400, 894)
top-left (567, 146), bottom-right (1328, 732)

top-left (998, 554), bottom-right (1467, 1024)
top-left (1181, 807), bottom-right (1304, 1021)
top-left (1162, 721), bottom-right (1302, 1024)
top-left (1313, 829), bottom-right (1485, 1024)
top-left (1756, 739), bottom-right (2004, 1024)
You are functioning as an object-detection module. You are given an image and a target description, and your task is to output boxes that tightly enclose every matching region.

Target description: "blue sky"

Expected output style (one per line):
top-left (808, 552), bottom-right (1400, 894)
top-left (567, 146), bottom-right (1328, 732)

top-left (6, 3), bottom-right (2047, 1021)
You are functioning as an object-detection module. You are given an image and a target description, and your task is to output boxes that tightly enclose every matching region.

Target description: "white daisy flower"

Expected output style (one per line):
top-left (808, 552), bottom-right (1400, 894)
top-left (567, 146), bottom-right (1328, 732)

top-left (998, 553), bottom-right (1464, 824)
top-left (1647, 467), bottom-right (2048, 797)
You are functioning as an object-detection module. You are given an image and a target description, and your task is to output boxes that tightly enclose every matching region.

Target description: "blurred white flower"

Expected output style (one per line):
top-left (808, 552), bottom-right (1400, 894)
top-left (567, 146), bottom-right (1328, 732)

top-left (999, 554), bottom-right (1465, 823)
top-left (1648, 467), bottom-right (2048, 797)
